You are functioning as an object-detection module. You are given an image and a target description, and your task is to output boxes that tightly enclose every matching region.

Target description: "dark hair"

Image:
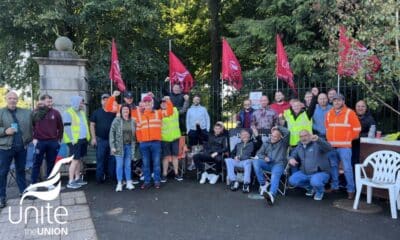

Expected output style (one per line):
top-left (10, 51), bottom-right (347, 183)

top-left (193, 94), bottom-right (201, 98)
top-left (40, 94), bottom-right (52, 101)
top-left (120, 104), bottom-right (131, 118)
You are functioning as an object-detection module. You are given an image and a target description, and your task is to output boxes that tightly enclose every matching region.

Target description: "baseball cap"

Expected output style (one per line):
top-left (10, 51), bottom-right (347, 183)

top-left (123, 91), bottom-right (133, 98)
top-left (101, 93), bottom-right (110, 99)
top-left (142, 95), bottom-right (153, 102)
top-left (332, 94), bottom-right (345, 101)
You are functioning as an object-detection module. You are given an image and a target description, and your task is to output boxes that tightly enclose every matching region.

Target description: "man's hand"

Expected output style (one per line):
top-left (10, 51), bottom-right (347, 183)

top-left (113, 90), bottom-right (120, 97)
top-left (211, 152), bottom-right (218, 158)
top-left (288, 158), bottom-right (298, 166)
top-left (183, 94), bottom-right (189, 101)
top-left (163, 96), bottom-right (170, 101)
top-left (264, 157), bottom-right (270, 162)
top-left (311, 87), bottom-right (319, 96)
top-left (311, 134), bottom-right (319, 142)
top-left (91, 138), bottom-right (97, 146)
top-left (234, 156), bottom-right (239, 161)
top-left (251, 125), bottom-right (258, 136)
top-left (32, 139), bottom-right (38, 146)
top-left (111, 148), bottom-right (117, 154)
top-left (147, 92), bottom-right (155, 97)
top-left (5, 127), bottom-right (15, 135)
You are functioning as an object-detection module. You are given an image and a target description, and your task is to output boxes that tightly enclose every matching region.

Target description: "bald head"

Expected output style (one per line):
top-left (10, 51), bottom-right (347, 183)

top-left (5, 91), bottom-right (18, 110)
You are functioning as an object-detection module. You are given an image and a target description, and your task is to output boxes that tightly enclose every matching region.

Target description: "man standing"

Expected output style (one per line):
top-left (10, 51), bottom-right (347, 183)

top-left (312, 93), bottom-right (332, 139)
top-left (90, 93), bottom-right (116, 183)
top-left (325, 94), bottom-right (361, 199)
top-left (186, 94), bottom-right (210, 147)
top-left (63, 96), bottom-right (91, 189)
top-left (31, 94), bottom-right (63, 184)
top-left (0, 91), bottom-right (32, 208)
top-left (270, 91), bottom-right (290, 116)
top-left (169, 84), bottom-right (190, 133)
top-left (251, 95), bottom-right (278, 134)
top-left (236, 99), bottom-right (254, 129)
top-left (288, 130), bottom-right (333, 201)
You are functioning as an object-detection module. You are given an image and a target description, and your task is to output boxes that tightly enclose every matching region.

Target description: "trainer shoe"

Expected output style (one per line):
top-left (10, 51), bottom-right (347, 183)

top-left (161, 175), bottom-right (167, 183)
top-left (242, 183), bottom-right (250, 193)
top-left (0, 198), bottom-right (6, 208)
top-left (115, 183), bottom-right (123, 192)
top-left (305, 188), bottom-right (315, 197)
top-left (141, 183), bottom-right (152, 190)
top-left (67, 181), bottom-right (81, 189)
top-left (230, 181), bottom-right (239, 191)
top-left (209, 174), bottom-right (219, 184)
top-left (187, 162), bottom-right (196, 171)
top-left (199, 172), bottom-right (208, 184)
top-left (154, 182), bottom-right (161, 189)
top-left (174, 175), bottom-right (183, 182)
top-left (75, 178), bottom-right (87, 186)
top-left (126, 180), bottom-right (135, 190)
top-left (263, 191), bottom-right (275, 205)
top-left (314, 191), bottom-right (324, 201)
top-left (259, 184), bottom-right (268, 196)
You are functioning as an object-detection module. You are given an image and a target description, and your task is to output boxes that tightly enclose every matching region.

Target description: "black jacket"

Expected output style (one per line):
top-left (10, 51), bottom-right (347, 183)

top-left (204, 133), bottom-right (229, 156)
top-left (358, 111), bottom-right (376, 137)
top-left (231, 141), bottom-right (254, 160)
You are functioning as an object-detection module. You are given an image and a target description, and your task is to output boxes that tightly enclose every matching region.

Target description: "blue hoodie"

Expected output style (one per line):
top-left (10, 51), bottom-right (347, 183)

top-left (186, 104), bottom-right (210, 133)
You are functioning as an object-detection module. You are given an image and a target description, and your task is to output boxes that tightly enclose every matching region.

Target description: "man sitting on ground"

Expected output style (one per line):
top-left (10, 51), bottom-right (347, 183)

top-left (193, 122), bottom-right (228, 184)
top-left (288, 130), bottom-right (332, 201)
top-left (252, 126), bottom-right (290, 205)
top-left (225, 129), bottom-right (254, 193)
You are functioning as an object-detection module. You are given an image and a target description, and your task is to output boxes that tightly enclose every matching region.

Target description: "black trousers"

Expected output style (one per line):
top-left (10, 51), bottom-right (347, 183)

top-left (193, 153), bottom-right (222, 174)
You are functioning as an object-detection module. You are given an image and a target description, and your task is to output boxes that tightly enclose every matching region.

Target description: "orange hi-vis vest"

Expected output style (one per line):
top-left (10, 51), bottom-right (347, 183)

top-left (132, 100), bottom-right (174, 143)
top-left (325, 105), bottom-right (361, 148)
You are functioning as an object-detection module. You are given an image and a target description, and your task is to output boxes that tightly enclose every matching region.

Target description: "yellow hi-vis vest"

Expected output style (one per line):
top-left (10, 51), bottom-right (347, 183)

top-left (283, 109), bottom-right (312, 146)
top-left (63, 107), bottom-right (91, 143)
top-left (161, 107), bottom-right (181, 142)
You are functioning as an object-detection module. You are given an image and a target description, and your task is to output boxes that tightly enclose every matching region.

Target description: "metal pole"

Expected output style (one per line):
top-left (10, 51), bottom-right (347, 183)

top-left (276, 77), bottom-right (278, 91)
top-left (168, 39), bottom-right (172, 93)
top-left (337, 74), bottom-right (340, 94)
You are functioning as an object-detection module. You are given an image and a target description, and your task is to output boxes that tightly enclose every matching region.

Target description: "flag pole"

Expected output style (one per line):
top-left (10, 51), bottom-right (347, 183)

top-left (337, 74), bottom-right (340, 94)
top-left (276, 77), bottom-right (278, 91)
top-left (169, 39), bottom-right (172, 93)
top-left (110, 39), bottom-right (114, 95)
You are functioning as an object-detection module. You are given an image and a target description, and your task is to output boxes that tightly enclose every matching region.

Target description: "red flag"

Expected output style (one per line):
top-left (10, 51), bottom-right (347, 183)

top-left (276, 34), bottom-right (297, 94)
top-left (109, 39), bottom-right (126, 92)
top-left (221, 38), bottom-right (243, 90)
top-left (337, 26), bottom-right (381, 79)
top-left (169, 51), bottom-right (194, 94)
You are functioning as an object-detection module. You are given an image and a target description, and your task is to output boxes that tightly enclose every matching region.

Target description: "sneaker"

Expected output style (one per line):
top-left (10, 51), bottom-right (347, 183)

top-left (259, 184), bottom-right (268, 196)
top-left (67, 181), bottom-right (81, 189)
top-left (126, 180), bottom-right (135, 190)
top-left (199, 172), bottom-right (208, 184)
top-left (141, 183), bottom-right (152, 190)
top-left (75, 178), bottom-right (88, 186)
top-left (230, 181), bottom-right (239, 191)
top-left (132, 179), bottom-right (140, 185)
top-left (154, 182), bottom-right (161, 189)
top-left (242, 183), bottom-right (250, 193)
top-left (305, 188), bottom-right (315, 197)
top-left (209, 174), bottom-right (219, 184)
top-left (161, 175), bottom-right (167, 183)
top-left (115, 183), bottom-right (123, 192)
top-left (187, 162), bottom-right (196, 171)
top-left (263, 191), bottom-right (275, 205)
top-left (0, 198), bottom-right (6, 208)
top-left (174, 175), bottom-right (183, 182)
top-left (47, 185), bottom-right (55, 190)
top-left (314, 191), bottom-right (324, 201)
top-left (140, 175), bottom-right (145, 181)
top-left (347, 192), bottom-right (355, 200)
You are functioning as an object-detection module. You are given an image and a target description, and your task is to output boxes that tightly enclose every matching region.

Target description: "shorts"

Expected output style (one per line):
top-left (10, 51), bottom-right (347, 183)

top-left (161, 139), bottom-right (179, 157)
top-left (68, 139), bottom-right (88, 160)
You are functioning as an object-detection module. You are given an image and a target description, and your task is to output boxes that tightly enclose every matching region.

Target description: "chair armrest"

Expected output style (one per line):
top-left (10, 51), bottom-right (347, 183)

top-left (355, 163), bottom-right (367, 181)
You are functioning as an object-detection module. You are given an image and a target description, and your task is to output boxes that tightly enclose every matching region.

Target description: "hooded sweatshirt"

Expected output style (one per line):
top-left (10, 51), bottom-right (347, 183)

top-left (186, 104), bottom-right (210, 133)
top-left (63, 96), bottom-right (88, 142)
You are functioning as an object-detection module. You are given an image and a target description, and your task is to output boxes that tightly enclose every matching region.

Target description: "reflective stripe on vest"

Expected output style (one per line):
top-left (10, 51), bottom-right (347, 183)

top-left (63, 108), bottom-right (90, 143)
top-left (284, 110), bottom-right (312, 146)
top-left (162, 108), bottom-right (181, 142)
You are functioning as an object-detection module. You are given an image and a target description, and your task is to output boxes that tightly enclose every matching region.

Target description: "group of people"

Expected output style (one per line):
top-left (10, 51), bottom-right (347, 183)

top-left (0, 84), bottom-right (376, 208)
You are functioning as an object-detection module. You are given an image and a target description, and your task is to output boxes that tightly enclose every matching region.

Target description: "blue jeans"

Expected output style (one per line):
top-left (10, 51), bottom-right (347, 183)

top-left (329, 148), bottom-right (355, 192)
top-left (115, 144), bottom-right (132, 182)
top-left (252, 159), bottom-right (284, 196)
top-left (289, 171), bottom-right (330, 194)
top-left (96, 137), bottom-right (115, 182)
top-left (31, 140), bottom-right (59, 183)
top-left (0, 147), bottom-right (27, 199)
top-left (225, 158), bottom-right (252, 184)
top-left (140, 141), bottom-right (161, 184)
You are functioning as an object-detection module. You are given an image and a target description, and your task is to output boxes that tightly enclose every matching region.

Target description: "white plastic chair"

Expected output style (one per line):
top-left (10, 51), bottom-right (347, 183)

top-left (353, 150), bottom-right (400, 219)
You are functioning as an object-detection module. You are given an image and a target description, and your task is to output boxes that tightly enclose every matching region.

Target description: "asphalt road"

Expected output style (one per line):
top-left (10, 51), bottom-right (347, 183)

top-left (81, 172), bottom-right (400, 240)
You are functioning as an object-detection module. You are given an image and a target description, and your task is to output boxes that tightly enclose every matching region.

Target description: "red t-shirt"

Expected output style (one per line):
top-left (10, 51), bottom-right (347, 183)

top-left (270, 101), bottom-right (290, 115)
